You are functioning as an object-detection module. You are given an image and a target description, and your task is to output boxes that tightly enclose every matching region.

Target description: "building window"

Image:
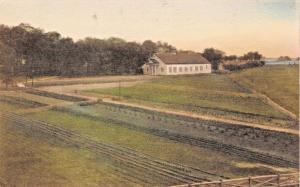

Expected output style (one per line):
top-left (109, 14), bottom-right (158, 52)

top-left (173, 67), bottom-right (177, 73)
top-left (179, 67), bottom-right (182, 72)
top-left (190, 67), bottom-right (193, 71)
top-left (161, 67), bottom-right (164, 72)
top-left (169, 67), bottom-right (172, 73)
top-left (185, 67), bottom-right (188, 72)
top-left (195, 66), bottom-right (198, 71)
top-left (206, 65), bottom-right (208, 69)
top-left (200, 66), bottom-right (203, 71)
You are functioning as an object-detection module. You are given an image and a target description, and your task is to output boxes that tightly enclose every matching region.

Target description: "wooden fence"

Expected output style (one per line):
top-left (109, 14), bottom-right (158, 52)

top-left (171, 173), bottom-right (299, 187)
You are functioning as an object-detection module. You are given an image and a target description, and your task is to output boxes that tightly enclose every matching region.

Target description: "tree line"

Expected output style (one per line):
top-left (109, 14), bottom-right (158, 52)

top-left (202, 48), bottom-right (263, 71)
top-left (0, 23), bottom-right (267, 81)
top-left (0, 23), bottom-right (176, 78)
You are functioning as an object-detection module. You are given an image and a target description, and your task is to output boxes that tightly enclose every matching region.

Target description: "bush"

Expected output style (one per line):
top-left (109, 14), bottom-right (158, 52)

top-left (223, 61), bottom-right (265, 71)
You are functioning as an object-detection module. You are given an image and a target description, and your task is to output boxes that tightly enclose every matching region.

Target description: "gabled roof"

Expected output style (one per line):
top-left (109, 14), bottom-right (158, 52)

top-left (156, 53), bottom-right (210, 65)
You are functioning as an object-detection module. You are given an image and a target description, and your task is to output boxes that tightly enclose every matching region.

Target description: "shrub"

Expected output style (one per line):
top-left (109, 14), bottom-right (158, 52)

top-left (224, 61), bottom-right (265, 71)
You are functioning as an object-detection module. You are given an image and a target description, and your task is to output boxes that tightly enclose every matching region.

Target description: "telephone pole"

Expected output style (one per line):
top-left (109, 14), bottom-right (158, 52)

top-left (118, 80), bottom-right (121, 100)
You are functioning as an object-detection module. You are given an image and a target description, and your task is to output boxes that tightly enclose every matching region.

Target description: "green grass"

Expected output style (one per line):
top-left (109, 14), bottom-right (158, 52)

top-left (25, 110), bottom-right (295, 178)
top-left (229, 65), bottom-right (299, 116)
top-left (0, 101), bottom-right (29, 111)
top-left (0, 91), bottom-right (69, 106)
top-left (85, 73), bottom-right (290, 126)
top-left (0, 119), bottom-right (140, 187)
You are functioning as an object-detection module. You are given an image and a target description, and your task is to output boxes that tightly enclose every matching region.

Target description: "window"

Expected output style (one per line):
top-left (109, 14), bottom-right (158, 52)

top-left (195, 66), bottom-right (198, 71)
top-left (190, 67), bottom-right (193, 71)
top-left (161, 67), bottom-right (164, 72)
top-left (200, 66), bottom-right (203, 71)
top-left (173, 67), bottom-right (177, 73)
top-left (179, 67), bottom-right (182, 72)
top-left (206, 65), bottom-right (208, 69)
top-left (185, 67), bottom-right (188, 72)
top-left (169, 67), bottom-right (172, 73)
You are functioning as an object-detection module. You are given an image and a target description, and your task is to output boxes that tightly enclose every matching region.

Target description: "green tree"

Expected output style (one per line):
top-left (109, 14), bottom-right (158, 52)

top-left (142, 40), bottom-right (157, 56)
top-left (223, 55), bottom-right (237, 61)
top-left (278, 56), bottom-right (291, 61)
top-left (202, 48), bottom-right (224, 70)
top-left (241, 51), bottom-right (262, 61)
top-left (156, 41), bottom-right (177, 53)
top-left (0, 42), bottom-right (17, 88)
top-left (0, 23), bottom-right (179, 76)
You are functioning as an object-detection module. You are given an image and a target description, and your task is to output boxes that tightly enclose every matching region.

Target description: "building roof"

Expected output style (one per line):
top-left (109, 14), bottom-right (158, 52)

top-left (156, 53), bottom-right (210, 65)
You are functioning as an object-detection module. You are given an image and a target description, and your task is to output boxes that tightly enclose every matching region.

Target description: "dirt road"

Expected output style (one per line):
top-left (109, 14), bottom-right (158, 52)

top-left (39, 80), bottom-right (148, 94)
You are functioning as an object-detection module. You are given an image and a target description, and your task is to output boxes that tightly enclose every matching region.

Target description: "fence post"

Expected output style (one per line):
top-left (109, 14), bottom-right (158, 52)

top-left (277, 174), bottom-right (280, 187)
top-left (219, 179), bottom-right (223, 187)
top-left (249, 177), bottom-right (252, 187)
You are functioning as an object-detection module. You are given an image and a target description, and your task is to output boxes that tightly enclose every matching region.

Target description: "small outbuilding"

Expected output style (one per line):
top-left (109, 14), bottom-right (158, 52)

top-left (142, 52), bottom-right (211, 75)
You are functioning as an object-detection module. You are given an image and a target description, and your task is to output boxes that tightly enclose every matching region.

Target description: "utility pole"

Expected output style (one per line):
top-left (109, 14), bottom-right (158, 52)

top-left (118, 80), bottom-right (121, 100)
top-left (31, 69), bottom-right (34, 87)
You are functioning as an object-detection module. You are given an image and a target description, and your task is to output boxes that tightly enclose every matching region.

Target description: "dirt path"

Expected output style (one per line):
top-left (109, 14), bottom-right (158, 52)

top-left (33, 75), bottom-right (153, 83)
top-left (31, 75), bottom-right (155, 87)
top-left (38, 80), bottom-right (149, 94)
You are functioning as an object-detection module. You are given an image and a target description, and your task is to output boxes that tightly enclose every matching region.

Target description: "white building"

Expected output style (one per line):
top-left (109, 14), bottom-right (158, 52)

top-left (142, 53), bottom-right (211, 75)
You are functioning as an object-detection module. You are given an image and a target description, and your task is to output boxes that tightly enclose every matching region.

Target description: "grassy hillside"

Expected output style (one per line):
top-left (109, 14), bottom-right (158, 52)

top-left (0, 88), bottom-right (297, 186)
top-left (25, 110), bottom-right (294, 178)
top-left (85, 73), bottom-right (293, 128)
top-left (229, 65), bottom-right (299, 116)
top-left (0, 119), bottom-right (139, 187)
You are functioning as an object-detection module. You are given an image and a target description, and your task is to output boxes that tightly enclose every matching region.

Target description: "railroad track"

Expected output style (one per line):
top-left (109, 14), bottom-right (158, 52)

top-left (0, 112), bottom-right (224, 186)
top-left (58, 108), bottom-right (298, 168)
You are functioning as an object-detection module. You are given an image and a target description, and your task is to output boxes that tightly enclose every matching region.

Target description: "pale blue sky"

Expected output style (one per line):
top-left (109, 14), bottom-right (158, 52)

top-left (0, 0), bottom-right (298, 57)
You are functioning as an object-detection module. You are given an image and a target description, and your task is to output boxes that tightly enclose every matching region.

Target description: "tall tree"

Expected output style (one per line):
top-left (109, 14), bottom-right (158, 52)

top-left (241, 51), bottom-right (262, 61)
top-left (0, 42), bottom-right (17, 88)
top-left (156, 41), bottom-right (177, 53)
top-left (278, 56), bottom-right (291, 61)
top-left (223, 55), bottom-right (237, 61)
top-left (142, 40), bottom-right (157, 57)
top-left (202, 48), bottom-right (224, 70)
top-left (0, 23), bottom-right (179, 76)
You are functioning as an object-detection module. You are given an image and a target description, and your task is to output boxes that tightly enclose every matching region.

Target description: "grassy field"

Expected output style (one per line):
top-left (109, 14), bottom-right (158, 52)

top-left (0, 91), bottom-right (69, 105)
top-left (85, 72), bottom-right (293, 128)
top-left (24, 109), bottom-right (295, 179)
top-left (229, 65), bottom-right (299, 116)
top-left (0, 66), bottom-right (298, 186)
top-left (0, 119), bottom-right (140, 187)
top-left (1, 100), bottom-right (295, 186)
top-left (0, 101), bottom-right (29, 111)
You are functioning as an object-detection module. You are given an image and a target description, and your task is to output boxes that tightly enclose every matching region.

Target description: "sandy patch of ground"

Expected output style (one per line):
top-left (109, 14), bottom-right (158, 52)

top-left (33, 75), bottom-right (154, 85)
top-left (38, 80), bottom-right (148, 94)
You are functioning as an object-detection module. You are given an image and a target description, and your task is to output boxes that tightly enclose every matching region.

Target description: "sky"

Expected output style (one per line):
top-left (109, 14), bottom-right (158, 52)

top-left (0, 0), bottom-right (299, 58)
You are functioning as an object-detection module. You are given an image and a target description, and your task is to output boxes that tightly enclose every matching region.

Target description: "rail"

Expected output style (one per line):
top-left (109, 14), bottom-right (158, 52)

top-left (171, 173), bottom-right (299, 187)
